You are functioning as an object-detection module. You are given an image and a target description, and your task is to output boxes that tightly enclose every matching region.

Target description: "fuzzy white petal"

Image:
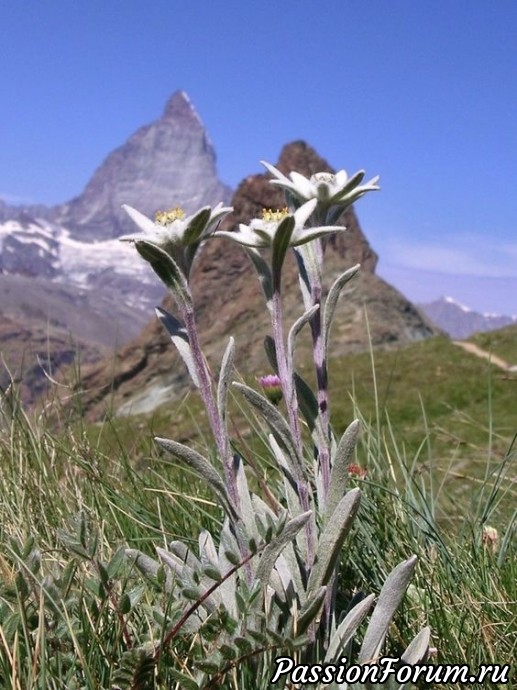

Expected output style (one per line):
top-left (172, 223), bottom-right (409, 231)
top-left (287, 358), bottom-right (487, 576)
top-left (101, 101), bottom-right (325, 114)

top-left (122, 204), bottom-right (157, 234)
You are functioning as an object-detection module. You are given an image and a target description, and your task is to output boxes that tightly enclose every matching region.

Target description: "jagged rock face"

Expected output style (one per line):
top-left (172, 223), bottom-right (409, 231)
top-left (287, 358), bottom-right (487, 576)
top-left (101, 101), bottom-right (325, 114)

top-left (77, 141), bottom-right (437, 419)
top-left (55, 91), bottom-right (232, 240)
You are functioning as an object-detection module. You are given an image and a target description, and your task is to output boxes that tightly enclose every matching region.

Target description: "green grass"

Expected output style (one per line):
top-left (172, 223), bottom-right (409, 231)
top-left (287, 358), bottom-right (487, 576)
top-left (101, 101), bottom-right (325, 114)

top-left (468, 324), bottom-right (517, 364)
top-left (0, 331), bottom-right (516, 688)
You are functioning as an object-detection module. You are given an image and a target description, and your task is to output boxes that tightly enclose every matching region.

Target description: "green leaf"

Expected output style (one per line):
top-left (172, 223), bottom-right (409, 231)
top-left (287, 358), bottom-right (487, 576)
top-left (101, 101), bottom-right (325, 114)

top-left (294, 372), bottom-right (319, 430)
top-left (107, 546), bottom-right (127, 580)
top-left (97, 560), bottom-right (110, 585)
top-left (263, 335), bottom-right (278, 371)
top-left (85, 576), bottom-right (105, 599)
top-left (168, 669), bottom-right (200, 690)
top-left (224, 550), bottom-right (241, 566)
top-left (135, 240), bottom-right (192, 310)
top-left (202, 565), bottom-right (222, 582)
top-left (182, 587), bottom-right (201, 601)
top-left (247, 629), bottom-right (268, 645)
top-left (219, 643), bottom-right (237, 660)
top-left (118, 593), bottom-right (132, 615)
top-left (21, 537), bottom-right (36, 559)
top-left (195, 660), bottom-right (220, 674)
top-left (56, 530), bottom-right (89, 559)
top-left (183, 207), bottom-right (211, 244)
top-left (234, 636), bottom-right (253, 653)
top-left (156, 308), bottom-right (200, 387)
top-left (271, 215), bottom-right (295, 289)
top-left (15, 572), bottom-right (29, 600)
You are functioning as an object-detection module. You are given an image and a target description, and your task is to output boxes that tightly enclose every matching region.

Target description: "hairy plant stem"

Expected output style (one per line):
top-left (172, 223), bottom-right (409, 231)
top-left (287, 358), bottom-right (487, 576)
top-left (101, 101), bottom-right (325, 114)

top-left (308, 278), bottom-right (331, 500)
top-left (182, 303), bottom-right (253, 585)
top-left (182, 305), bottom-right (238, 513)
top-left (272, 288), bottom-right (315, 567)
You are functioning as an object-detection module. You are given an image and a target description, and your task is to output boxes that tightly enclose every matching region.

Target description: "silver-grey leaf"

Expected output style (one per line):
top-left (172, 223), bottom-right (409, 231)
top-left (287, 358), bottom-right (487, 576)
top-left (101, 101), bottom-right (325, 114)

top-left (155, 307), bottom-right (200, 387)
top-left (324, 593), bottom-right (375, 663)
top-left (323, 264), bottom-right (360, 357)
top-left (155, 437), bottom-right (238, 520)
top-left (295, 586), bottom-right (327, 636)
top-left (244, 247), bottom-right (274, 309)
top-left (217, 336), bottom-right (235, 430)
top-left (287, 304), bottom-right (319, 371)
top-left (233, 382), bottom-right (306, 481)
top-left (400, 625), bottom-right (431, 666)
top-left (234, 455), bottom-right (257, 538)
top-left (358, 556), bottom-right (418, 664)
top-left (325, 419), bottom-right (361, 522)
top-left (307, 488), bottom-right (362, 596)
top-left (254, 511), bottom-right (312, 586)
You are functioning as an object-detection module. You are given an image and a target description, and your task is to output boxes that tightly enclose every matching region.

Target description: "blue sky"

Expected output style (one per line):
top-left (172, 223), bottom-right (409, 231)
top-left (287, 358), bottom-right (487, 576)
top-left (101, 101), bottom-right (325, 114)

top-left (2, 1), bottom-right (516, 313)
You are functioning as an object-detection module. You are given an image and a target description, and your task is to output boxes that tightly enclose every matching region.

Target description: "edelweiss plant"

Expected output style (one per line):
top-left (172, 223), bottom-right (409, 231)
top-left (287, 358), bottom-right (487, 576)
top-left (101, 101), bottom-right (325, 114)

top-left (121, 163), bottom-right (430, 688)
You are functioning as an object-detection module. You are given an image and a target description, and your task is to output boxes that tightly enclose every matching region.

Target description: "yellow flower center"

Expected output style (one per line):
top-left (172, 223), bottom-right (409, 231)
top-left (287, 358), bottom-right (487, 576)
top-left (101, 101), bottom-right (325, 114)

top-left (154, 207), bottom-right (186, 225)
top-left (261, 207), bottom-right (289, 223)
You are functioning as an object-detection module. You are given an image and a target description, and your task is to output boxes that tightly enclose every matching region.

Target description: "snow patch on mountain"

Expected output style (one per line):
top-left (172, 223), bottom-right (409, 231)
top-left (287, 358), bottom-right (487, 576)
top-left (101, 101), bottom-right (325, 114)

top-left (0, 214), bottom-right (162, 317)
top-left (443, 295), bottom-right (472, 313)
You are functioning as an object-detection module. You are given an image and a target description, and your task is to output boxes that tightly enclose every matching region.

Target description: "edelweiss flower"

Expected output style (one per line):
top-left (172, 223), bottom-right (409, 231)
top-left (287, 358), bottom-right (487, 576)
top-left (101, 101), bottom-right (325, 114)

top-left (214, 199), bottom-right (342, 248)
top-left (261, 161), bottom-right (380, 208)
top-left (120, 202), bottom-right (233, 251)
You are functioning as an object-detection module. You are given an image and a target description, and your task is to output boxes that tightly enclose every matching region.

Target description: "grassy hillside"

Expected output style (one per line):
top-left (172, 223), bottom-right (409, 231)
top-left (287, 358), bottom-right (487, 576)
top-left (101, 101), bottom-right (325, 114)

top-left (90, 333), bottom-right (516, 516)
top-left (468, 323), bottom-right (517, 365)
top-left (1, 329), bottom-right (515, 687)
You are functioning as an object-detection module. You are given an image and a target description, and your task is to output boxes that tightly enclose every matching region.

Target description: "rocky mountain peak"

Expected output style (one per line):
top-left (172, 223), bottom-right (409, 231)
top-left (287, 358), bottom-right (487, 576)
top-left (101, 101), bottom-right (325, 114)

top-left (54, 91), bottom-right (231, 240)
top-left (163, 90), bottom-right (203, 127)
top-left (276, 140), bottom-right (330, 176)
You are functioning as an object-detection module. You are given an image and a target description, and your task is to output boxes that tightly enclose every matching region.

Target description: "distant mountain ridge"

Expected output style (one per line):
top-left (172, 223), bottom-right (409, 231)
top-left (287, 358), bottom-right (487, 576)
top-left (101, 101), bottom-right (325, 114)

top-left (418, 296), bottom-right (517, 339)
top-left (0, 91), bottom-right (232, 401)
top-left (0, 90), bottom-right (232, 330)
top-left (1, 93), bottom-right (437, 411)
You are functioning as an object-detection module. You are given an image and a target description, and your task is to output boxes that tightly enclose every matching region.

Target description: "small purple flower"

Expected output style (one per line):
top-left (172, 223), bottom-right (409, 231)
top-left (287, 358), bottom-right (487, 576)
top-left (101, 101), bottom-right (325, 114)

top-left (258, 374), bottom-right (283, 405)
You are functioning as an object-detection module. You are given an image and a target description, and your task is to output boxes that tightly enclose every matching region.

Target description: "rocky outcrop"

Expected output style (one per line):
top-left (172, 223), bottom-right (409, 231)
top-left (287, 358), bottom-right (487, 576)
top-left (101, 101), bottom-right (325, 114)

top-left (54, 91), bottom-right (232, 240)
top-left (0, 311), bottom-right (105, 405)
top-left (76, 141), bottom-right (437, 419)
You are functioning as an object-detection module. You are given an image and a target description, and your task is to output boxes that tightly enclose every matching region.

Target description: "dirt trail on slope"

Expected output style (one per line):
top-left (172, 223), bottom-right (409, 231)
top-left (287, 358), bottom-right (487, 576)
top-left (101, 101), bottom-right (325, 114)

top-left (452, 341), bottom-right (514, 371)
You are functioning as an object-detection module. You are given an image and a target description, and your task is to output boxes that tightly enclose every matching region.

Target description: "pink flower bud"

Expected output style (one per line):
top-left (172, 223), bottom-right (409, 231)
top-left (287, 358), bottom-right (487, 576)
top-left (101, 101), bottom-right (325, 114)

top-left (258, 374), bottom-right (283, 405)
